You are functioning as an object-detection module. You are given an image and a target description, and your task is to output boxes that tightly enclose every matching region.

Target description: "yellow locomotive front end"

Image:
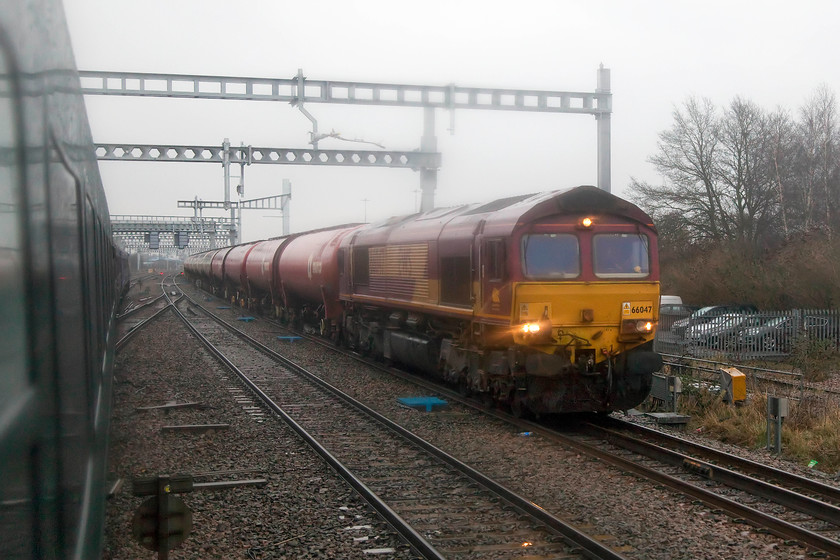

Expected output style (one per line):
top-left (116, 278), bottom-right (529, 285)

top-left (495, 211), bottom-right (662, 414)
top-left (513, 281), bottom-right (658, 370)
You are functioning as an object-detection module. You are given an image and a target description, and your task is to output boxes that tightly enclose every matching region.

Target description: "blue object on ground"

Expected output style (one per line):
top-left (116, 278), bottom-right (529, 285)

top-left (276, 336), bottom-right (302, 342)
top-left (217, 306), bottom-right (230, 309)
top-left (397, 396), bottom-right (448, 412)
top-left (237, 316), bottom-right (255, 322)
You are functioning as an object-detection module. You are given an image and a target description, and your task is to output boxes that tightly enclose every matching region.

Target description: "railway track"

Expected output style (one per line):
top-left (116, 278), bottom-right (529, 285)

top-left (661, 353), bottom-right (840, 402)
top-left (178, 282), bottom-right (840, 557)
top-left (115, 277), bottom-right (183, 350)
top-left (170, 289), bottom-right (630, 560)
top-left (549, 418), bottom-right (840, 557)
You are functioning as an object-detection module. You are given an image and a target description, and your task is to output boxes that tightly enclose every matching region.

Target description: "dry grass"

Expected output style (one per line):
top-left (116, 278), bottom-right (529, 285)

top-left (668, 384), bottom-right (840, 475)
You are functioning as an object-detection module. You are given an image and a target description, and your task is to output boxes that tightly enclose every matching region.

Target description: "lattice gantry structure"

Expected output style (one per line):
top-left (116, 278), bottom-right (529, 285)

top-left (93, 144), bottom-right (439, 169)
top-left (80, 67), bottom-right (614, 212)
top-left (111, 215), bottom-right (234, 254)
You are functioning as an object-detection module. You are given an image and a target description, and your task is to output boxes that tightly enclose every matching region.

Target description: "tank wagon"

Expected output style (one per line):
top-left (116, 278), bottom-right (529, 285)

top-left (185, 186), bottom-right (662, 414)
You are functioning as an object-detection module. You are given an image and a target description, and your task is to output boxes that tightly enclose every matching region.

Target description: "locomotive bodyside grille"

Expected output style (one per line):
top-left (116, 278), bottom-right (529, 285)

top-left (369, 243), bottom-right (430, 299)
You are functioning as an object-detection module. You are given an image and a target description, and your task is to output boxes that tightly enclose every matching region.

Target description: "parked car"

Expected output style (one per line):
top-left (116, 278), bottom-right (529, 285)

top-left (803, 315), bottom-right (840, 347)
top-left (659, 303), bottom-right (698, 333)
top-left (685, 313), bottom-right (756, 349)
top-left (672, 304), bottom-right (758, 339)
top-left (738, 316), bottom-right (797, 353)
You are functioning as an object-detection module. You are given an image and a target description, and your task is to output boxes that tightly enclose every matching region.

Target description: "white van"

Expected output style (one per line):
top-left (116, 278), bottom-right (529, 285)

top-left (660, 295), bottom-right (683, 306)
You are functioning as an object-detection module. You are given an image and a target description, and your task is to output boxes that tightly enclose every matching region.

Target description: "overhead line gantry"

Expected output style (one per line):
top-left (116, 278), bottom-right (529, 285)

top-left (81, 66), bottom-right (613, 207)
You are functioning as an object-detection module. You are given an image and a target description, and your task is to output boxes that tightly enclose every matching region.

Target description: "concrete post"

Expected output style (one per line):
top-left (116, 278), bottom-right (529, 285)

top-left (596, 66), bottom-right (611, 193)
top-left (420, 107), bottom-right (437, 212)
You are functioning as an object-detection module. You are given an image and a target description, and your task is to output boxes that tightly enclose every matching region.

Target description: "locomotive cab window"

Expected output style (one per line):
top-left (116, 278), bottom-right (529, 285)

top-left (521, 234), bottom-right (579, 279)
top-left (593, 233), bottom-right (650, 278)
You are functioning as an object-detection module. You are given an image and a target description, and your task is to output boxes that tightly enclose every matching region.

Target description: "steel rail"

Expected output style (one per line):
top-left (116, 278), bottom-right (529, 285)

top-left (253, 312), bottom-right (840, 557)
top-left (540, 427), bottom-right (840, 558)
top-left (583, 421), bottom-right (840, 526)
top-left (176, 288), bottom-right (629, 560)
top-left (168, 297), bottom-right (446, 560)
top-left (114, 277), bottom-right (186, 352)
top-left (601, 417), bottom-right (840, 504)
top-left (116, 294), bottom-right (166, 321)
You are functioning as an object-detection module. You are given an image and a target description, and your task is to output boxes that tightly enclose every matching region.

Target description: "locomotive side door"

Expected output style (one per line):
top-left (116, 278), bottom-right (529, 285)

top-left (481, 238), bottom-right (507, 317)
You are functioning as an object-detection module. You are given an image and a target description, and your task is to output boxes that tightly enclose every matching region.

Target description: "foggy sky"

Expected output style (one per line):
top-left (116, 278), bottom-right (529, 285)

top-left (63, 0), bottom-right (840, 242)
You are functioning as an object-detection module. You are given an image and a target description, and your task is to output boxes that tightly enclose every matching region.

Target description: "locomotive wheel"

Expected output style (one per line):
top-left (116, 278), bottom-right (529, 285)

top-left (457, 376), bottom-right (471, 397)
top-left (510, 394), bottom-right (529, 419)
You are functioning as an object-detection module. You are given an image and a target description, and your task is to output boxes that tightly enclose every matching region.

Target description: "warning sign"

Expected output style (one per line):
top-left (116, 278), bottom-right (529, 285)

top-left (622, 302), bottom-right (631, 316)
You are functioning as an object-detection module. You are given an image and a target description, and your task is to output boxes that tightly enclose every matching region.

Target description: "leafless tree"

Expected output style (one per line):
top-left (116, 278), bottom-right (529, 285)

top-left (716, 97), bottom-right (778, 244)
top-left (767, 108), bottom-right (796, 238)
top-left (632, 97), bottom-right (728, 243)
top-left (796, 85), bottom-right (838, 233)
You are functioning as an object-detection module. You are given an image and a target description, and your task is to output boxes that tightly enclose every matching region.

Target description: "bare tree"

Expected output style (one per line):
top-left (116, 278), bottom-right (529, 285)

top-left (767, 108), bottom-right (796, 238)
top-left (635, 97), bottom-right (729, 242)
top-left (796, 85), bottom-right (838, 233)
top-left (716, 97), bottom-right (778, 244)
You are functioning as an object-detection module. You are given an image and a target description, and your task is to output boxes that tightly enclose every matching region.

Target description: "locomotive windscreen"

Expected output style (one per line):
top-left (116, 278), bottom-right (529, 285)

top-left (521, 233), bottom-right (580, 279)
top-left (592, 233), bottom-right (650, 278)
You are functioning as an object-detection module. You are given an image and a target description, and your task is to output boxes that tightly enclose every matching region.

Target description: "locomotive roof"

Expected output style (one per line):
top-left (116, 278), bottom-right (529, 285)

top-left (351, 185), bottom-right (655, 246)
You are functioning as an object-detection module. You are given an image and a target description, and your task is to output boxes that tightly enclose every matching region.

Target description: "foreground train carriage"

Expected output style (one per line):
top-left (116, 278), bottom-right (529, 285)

top-left (186, 186), bottom-right (662, 414)
top-left (0, 1), bottom-right (129, 557)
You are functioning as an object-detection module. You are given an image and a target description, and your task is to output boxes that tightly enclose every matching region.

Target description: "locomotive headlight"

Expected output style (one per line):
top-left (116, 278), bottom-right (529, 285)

top-left (637, 320), bottom-right (653, 332)
top-left (522, 322), bottom-right (541, 333)
top-left (621, 319), bottom-right (655, 336)
top-left (580, 217), bottom-right (593, 228)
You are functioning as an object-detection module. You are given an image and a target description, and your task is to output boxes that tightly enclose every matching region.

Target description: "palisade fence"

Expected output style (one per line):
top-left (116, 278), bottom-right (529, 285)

top-left (654, 308), bottom-right (840, 403)
top-left (655, 308), bottom-right (840, 361)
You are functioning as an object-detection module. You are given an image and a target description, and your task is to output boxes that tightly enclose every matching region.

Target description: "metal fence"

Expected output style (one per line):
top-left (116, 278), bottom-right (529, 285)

top-left (655, 307), bottom-right (840, 360)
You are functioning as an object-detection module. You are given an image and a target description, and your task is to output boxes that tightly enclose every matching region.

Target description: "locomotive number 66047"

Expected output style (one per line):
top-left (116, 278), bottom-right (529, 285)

top-left (185, 186), bottom-right (663, 416)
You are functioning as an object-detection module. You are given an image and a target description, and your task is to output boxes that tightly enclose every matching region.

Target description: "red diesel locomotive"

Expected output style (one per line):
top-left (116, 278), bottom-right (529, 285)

top-left (185, 186), bottom-right (662, 414)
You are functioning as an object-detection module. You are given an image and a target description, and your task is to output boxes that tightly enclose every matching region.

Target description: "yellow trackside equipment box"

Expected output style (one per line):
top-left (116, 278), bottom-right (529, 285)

top-left (719, 367), bottom-right (746, 403)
